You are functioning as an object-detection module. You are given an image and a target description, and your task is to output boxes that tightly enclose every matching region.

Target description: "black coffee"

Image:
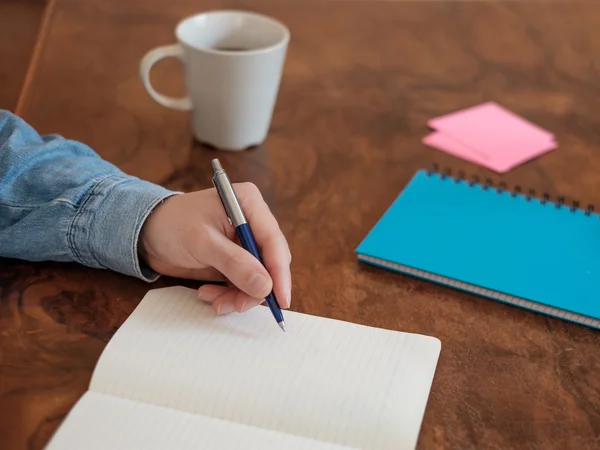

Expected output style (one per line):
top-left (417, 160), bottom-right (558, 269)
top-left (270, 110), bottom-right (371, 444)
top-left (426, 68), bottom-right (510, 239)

top-left (213, 46), bottom-right (249, 52)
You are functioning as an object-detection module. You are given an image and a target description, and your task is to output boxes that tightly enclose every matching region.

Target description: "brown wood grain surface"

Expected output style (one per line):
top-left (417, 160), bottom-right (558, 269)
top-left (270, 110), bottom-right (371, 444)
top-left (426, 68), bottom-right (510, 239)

top-left (3, 0), bottom-right (600, 448)
top-left (0, 0), bottom-right (46, 111)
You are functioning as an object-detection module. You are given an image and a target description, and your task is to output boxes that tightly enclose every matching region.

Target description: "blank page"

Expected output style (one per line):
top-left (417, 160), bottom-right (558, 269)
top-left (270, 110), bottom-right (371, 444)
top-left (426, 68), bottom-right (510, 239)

top-left (89, 286), bottom-right (441, 450)
top-left (45, 391), bottom-right (358, 450)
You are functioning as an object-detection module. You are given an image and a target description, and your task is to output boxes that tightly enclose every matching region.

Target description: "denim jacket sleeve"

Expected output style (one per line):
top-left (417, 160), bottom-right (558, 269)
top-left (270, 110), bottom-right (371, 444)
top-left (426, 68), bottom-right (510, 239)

top-left (0, 109), bottom-right (178, 282)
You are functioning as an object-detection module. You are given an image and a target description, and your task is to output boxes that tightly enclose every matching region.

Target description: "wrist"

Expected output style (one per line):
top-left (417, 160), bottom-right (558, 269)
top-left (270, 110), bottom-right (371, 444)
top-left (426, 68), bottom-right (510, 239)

top-left (138, 196), bottom-right (169, 264)
top-left (69, 174), bottom-right (179, 281)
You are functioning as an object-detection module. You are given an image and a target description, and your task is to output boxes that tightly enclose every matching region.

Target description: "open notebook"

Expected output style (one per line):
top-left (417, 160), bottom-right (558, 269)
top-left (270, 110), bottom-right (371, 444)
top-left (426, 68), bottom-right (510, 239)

top-left (45, 286), bottom-right (441, 450)
top-left (356, 168), bottom-right (600, 330)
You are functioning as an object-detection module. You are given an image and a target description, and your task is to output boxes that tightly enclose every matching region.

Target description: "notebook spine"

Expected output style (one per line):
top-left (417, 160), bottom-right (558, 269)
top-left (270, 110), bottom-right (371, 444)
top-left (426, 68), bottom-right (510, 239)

top-left (426, 164), bottom-right (596, 217)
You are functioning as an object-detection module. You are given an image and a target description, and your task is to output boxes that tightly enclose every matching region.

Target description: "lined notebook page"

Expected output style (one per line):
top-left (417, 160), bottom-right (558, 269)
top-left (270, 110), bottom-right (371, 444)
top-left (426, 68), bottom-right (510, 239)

top-left (88, 286), bottom-right (441, 450)
top-left (45, 392), bottom-right (358, 450)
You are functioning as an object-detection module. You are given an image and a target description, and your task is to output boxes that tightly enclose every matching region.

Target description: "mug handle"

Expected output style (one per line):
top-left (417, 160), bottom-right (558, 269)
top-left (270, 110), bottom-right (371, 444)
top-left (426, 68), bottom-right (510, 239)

top-left (139, 44), bottom-right (192, 111)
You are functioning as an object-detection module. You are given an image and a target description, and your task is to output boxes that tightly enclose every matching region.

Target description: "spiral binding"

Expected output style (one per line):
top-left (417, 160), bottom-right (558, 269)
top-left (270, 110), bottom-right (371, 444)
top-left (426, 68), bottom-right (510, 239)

top-left (426, 164), bottom-right (596, 217)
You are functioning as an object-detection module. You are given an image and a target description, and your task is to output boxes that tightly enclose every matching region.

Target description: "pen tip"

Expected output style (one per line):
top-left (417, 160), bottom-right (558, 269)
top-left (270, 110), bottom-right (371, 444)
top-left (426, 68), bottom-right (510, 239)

top-left (211, 159), bottom-right (222, 172)
top-left (278, 322), bottom-right (286, 332)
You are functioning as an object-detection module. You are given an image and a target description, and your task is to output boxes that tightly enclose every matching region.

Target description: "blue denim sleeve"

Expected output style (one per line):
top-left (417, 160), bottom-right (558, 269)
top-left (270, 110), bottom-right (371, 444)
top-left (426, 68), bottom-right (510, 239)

top-left (0, 109), bottom-right (178, 281)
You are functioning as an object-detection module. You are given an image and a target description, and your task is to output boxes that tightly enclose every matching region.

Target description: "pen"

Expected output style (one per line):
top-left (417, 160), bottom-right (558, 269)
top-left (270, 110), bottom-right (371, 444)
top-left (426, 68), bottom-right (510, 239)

top-left (211, 158), bottom-right (286, 332)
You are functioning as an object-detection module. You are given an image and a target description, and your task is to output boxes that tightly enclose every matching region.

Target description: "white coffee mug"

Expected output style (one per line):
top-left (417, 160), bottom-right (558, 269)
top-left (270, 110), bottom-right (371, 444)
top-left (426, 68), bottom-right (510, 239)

top-left (140, 10), bottom-right (289, 151)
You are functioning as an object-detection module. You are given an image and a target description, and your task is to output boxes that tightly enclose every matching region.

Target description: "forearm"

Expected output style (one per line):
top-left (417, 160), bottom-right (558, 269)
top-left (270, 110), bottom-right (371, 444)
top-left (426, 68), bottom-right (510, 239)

top-left (0, 110), bottom-right (177, 281)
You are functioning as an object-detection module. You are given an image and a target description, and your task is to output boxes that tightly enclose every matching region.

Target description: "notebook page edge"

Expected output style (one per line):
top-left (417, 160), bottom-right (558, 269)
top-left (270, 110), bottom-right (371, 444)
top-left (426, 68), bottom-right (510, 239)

top-left (391, 333), bottom-right (441, 449)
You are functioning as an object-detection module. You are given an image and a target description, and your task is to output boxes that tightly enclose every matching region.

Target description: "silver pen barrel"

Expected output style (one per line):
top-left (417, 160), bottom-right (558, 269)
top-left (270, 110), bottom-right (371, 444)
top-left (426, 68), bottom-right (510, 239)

top-left (211, 159), bottom-right (247, 227)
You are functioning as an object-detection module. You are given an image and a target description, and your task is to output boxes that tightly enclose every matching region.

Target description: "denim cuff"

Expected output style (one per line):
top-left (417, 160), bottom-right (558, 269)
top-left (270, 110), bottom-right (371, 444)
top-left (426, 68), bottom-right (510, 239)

top-left (68, 174), bottom-right (178, 282)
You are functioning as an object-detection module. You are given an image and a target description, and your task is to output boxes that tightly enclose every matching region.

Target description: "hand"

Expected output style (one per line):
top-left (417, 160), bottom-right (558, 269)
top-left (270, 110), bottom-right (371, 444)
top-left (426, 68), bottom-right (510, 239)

top-left (138, 183), bottom-right (291, 314)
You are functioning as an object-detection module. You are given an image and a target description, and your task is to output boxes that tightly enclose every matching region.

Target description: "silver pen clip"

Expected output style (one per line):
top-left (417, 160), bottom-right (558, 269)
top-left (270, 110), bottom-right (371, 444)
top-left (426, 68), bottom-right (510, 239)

top-left (211, 158), bottom-right (247, 227)
top-left (212, 175), bottom-right (233, 226)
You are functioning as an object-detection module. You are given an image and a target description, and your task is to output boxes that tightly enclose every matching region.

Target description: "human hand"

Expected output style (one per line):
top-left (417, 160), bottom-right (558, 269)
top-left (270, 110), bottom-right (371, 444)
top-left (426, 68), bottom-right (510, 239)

top-left (138, 183), bottom-right (291, 314)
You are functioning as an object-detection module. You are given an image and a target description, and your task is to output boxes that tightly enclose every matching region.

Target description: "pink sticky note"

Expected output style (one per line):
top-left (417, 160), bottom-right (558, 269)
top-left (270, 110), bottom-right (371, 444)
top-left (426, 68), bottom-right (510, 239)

top-left (423, 131), bottom-right (557, 173)
top-left (428, 102), bottom-right (555, 168)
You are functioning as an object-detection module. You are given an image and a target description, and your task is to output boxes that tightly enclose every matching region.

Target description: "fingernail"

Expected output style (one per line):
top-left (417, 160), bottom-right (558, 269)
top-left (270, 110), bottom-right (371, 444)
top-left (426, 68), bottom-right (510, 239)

top-left (248, 273), bottom-right (269, 297)
top-left (197, 286), bottom-right (220, 302)
top-left (283, 280), bottom-right (292, 308)
top-left (217, 302), bottom-right (235, 315)
top-left (241, 299), bottom-right (261, 312)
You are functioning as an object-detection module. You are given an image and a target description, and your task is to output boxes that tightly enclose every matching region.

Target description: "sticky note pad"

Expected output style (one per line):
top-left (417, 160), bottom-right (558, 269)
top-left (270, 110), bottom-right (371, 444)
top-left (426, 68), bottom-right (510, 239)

top-left (424, 102), bottom-right (556, 172)
top-left (423, 131), bottom-right (556, 173)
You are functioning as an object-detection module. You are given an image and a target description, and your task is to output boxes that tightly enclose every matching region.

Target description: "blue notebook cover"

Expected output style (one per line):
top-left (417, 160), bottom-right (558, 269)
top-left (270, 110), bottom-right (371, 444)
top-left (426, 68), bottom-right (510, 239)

top-left (356, 168), bottom-right (600, 330)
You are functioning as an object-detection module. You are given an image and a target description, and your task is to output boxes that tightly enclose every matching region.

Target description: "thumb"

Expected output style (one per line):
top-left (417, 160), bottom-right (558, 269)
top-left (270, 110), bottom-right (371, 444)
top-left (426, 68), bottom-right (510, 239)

top-left (207, 234), bottom-right (273, 299)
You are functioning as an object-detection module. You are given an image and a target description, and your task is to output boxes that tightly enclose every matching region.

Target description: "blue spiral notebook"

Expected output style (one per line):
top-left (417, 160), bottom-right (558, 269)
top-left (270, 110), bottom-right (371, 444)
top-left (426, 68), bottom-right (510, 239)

top-left (356, 168), bottom-right (600, 330)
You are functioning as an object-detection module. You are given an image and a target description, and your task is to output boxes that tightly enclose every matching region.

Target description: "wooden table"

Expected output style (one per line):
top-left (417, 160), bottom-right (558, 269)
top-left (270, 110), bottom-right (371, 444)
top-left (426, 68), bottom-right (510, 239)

top-left (0, 0), bottom-right (46, 111)
top-left (2, 0), bottom-right (600, 448)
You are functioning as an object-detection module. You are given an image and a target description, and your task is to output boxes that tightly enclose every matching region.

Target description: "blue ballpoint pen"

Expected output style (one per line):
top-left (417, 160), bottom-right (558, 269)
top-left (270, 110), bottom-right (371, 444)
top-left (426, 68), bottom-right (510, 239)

top-left (211, 158), bottom-right (286, 332)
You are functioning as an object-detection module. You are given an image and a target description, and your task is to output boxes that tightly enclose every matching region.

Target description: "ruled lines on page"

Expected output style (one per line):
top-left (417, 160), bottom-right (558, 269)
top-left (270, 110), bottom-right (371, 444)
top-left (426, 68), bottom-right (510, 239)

top-left (89, 286), bottom-right (441, 450)
top-left (44, 391), bottom-right (360, 450)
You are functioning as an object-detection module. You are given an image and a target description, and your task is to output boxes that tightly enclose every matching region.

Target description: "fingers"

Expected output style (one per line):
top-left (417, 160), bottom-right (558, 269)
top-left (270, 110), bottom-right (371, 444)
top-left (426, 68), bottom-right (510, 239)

top-left (234, 183), bottom-right (292, 308)
top-left (261, 235), bottom-right (292, 308)
top-left (197, 284), bottom-right (265, 314)
top-left (197, 284), bottom-right (228, 304)
top-left (207, 232), bottom-right (273, 299)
